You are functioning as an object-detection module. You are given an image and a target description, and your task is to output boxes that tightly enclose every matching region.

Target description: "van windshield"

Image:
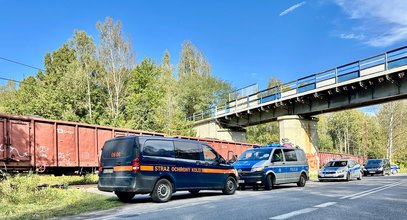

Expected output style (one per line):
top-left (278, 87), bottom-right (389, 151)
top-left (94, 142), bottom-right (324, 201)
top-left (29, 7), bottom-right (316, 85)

top-left (366, 159), bottom-right (383, 168)
top-left (238, 148), bottom-right (272, 161)
top-left (324, 161), bottom-right (347, 167)
top-left (102, 138), bottom-right (135, 159)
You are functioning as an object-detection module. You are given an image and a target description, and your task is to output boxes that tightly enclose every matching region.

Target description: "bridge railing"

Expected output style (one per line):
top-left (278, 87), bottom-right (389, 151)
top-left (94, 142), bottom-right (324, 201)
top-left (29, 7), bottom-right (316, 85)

top-left (187, 45), bottom-right (407, 122)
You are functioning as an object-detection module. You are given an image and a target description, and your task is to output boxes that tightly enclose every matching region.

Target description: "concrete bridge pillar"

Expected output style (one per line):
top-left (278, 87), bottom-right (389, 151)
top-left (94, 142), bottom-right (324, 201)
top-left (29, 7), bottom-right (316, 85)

top-left (277, 115), bottom-right (320, 172)
top-left (193, 119), bottom-right (247, 143)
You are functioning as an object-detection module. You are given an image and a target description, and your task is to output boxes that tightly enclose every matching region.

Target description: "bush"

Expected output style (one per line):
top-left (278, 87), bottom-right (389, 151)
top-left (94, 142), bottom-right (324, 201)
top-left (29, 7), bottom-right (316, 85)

top-left (0, 174), bottom-right (120, 220)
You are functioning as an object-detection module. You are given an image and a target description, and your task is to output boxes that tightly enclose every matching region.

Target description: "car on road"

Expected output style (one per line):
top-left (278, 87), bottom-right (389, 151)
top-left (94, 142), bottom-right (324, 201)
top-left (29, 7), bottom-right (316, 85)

top-left (233, 145), bottom-right (309, 190)
top-left (318, 159), bottom-right (362, 182)
top-left (98, 136), bottom-right (238, 203)
top-left (363, 159), bottom-right (391, 176)
top-left (391, 164), bottom-right (400, 175)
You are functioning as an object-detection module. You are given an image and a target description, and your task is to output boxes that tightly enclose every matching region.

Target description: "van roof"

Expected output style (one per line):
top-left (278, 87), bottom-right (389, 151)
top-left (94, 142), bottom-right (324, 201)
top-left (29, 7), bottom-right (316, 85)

top-left (107, 135), bottom-right (205, 143)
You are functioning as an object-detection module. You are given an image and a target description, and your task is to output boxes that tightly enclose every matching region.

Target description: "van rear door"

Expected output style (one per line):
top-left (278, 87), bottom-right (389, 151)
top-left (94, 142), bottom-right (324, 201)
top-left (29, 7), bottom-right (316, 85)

top-left (100, 137), bottom-right (137, 174)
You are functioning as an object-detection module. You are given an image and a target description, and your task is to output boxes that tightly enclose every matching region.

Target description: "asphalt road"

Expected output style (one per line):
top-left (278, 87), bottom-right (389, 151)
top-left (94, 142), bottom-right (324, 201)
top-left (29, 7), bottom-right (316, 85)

top-left (63, 174), bottom-right (407, 220)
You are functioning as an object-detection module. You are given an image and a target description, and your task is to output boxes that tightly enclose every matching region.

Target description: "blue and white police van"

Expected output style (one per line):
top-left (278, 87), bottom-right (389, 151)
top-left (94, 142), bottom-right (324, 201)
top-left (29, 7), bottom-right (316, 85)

top-left (318, 159), bottom-right (362, 181)
top-left (233, 144), bottom-right (309, 190)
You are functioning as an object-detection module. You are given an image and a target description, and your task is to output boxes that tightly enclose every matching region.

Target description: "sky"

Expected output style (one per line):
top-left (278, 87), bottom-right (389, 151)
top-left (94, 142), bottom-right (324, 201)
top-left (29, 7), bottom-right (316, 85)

top-left (1, 0), bottom-right (407, 115)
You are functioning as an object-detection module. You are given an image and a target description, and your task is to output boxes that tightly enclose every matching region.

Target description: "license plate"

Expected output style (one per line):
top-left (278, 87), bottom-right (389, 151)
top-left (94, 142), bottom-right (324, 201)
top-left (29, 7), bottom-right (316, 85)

top-left (238, 180), bottom-right (245, 184)
top-left (369, 171), bottom-right (375, 174)
top-left (103, 169), bottom-right (113, 174)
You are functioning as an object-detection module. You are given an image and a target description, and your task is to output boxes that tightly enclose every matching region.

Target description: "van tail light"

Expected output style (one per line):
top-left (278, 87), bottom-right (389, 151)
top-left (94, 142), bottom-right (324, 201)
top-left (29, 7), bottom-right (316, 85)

top-left (98, 160), bottom-right (103, 173)
top-left (132, 158), bottom-right (140, 173)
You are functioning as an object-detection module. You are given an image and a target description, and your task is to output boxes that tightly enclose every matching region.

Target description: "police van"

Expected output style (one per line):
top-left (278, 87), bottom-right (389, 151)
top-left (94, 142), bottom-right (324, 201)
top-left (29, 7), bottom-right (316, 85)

top-left (233, 145), bottom-right (309, 190)
top-left (98, 136), bottom-right (238, 203)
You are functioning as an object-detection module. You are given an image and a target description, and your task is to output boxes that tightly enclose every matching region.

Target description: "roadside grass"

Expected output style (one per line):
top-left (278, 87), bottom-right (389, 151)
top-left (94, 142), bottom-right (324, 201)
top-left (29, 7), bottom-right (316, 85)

top-left (35, 174), bottom-right (99, 186)
top-left (0, 174), bottom-right (121, 220)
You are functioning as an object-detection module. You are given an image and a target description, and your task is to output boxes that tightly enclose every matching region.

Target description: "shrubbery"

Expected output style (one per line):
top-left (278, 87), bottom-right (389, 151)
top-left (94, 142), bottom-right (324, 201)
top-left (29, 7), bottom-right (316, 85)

top-left (0, 174), bottom-right (120, 220)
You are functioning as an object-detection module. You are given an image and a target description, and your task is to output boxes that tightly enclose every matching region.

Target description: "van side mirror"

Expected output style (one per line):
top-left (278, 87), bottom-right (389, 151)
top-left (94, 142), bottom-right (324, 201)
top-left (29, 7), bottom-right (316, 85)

top-left (218, 157), bottom-right (226, 164)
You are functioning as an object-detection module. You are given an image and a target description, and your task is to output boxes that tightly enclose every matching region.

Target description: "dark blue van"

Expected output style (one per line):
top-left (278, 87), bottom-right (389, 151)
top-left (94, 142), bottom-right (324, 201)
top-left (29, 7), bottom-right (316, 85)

top-left (98, 136), bottom-right (238, 203)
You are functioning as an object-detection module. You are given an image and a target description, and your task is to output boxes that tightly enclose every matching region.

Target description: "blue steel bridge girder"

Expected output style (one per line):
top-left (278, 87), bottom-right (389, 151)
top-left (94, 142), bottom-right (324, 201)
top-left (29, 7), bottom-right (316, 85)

top-left (214, 67), bottom-right (407, 129)
top-left (190, 45), bottom-right (407, 129)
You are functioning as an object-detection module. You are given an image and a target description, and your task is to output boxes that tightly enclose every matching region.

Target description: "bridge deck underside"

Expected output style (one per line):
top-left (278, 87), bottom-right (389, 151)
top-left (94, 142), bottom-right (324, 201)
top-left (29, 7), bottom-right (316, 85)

top-left (216, 69), bottom-right (407, 128)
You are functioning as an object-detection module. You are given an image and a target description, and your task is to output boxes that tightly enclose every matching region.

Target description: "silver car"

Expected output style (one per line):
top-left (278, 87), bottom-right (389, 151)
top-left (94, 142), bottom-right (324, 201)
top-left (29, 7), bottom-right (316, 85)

top-left (318, 159), bottom-right (363, 182)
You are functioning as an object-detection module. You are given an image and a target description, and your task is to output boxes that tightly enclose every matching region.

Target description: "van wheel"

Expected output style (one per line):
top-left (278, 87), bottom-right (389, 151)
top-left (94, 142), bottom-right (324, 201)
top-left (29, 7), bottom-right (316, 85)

top-left (152, 179), bottom-right (173, 203)
top-left (115, 192), bottom-right (136, 203)
top-left (297, 174), bottom-right (307, 187)
top-left (222, 176), bottom-right (237, 195)
top-left (264, 174), bottom-right (274, 190)
top-left (189, 190), bottom-right (200, 195)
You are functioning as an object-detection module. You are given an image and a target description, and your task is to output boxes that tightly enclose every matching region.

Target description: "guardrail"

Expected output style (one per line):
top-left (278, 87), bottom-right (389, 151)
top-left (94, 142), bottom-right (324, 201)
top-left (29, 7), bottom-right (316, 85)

top-left (187, 46), bottom-right (407, 122)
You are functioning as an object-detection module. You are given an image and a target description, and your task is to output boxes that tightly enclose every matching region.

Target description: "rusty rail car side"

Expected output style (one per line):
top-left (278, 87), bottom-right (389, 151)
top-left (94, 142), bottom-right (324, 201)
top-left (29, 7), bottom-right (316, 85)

top-left (0, 114), bottom-right (255, 174)
top-left (318, 152), bottom-right (367, 167)
top-left (0, 114), bottom-right (165, 174)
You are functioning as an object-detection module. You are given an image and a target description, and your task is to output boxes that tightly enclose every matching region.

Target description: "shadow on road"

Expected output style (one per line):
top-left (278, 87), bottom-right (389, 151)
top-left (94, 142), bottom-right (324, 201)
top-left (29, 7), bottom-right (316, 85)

top-left (126, 191), bottom-right (223, 204)
top-left (239, 183), bottom-right (299, 191)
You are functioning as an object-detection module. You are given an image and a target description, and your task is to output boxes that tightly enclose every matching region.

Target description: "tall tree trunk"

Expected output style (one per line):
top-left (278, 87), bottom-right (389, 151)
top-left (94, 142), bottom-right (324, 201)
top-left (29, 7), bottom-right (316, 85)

top-left (388, 107), bottom-right (394, 161)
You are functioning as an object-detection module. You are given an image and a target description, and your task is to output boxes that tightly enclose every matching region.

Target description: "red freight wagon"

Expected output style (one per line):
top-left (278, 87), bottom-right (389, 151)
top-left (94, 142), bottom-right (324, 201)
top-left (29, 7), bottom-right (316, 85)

top-left (318, 152), bottom-right (367, 167)
top-left (0, 114), bottom-right (256, 175)
top-left (0, 114), bottom-right (164, 175)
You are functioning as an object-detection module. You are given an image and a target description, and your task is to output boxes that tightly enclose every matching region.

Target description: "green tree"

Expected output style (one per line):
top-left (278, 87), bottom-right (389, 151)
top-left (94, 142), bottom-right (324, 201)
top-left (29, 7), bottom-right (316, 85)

top-left (363, 115), bottom-right (383, 159)
top-left (246, 123), bottom-right (279, 145)
top-left (125, 58), bottom-right (165, 131)
top-left (317, 114), bottom-right (334, 152)
top-left (7, 44), bottom-right (82, 120)
top-left (69, 30), bottom-right (99, 123)
top-left (159, 50), bottom-right (194, 135)
top-left (0, 81), bottom-right (17, 113)
top-left (177, 41), bottom-right (232, 117)
top-left (377, 101), bottom-right (407, 165)
top-left (97, 17), bottom-right (135, 125)
top-left (267, 76), bottom-right (282, 89)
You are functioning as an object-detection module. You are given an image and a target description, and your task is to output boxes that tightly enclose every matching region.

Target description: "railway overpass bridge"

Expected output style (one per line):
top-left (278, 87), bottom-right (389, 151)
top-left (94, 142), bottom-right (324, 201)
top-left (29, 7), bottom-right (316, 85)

top-left (189, 46), bottom-right (407, 166)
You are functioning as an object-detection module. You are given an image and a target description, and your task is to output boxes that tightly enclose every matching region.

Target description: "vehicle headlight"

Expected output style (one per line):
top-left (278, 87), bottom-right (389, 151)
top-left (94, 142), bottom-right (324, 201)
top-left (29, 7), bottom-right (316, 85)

top-left (337, 169), bottom-right (346, 173)
top-left (378, 167), bottom-right (383, 171)
top-left (318, 170), bottom-right (323, 175)
top-left (251, 167), bottom-right (265, 172)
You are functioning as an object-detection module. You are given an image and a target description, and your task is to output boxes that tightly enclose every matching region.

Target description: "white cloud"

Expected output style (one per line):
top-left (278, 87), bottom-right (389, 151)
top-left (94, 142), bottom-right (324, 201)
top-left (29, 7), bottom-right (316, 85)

top-left (334, 0), bottom-right (407, 47)
top-left (340, 33), bottom-right (365, 40)
top-left (366, 27), bottom-right (407, 47)
top-left (279, 2), bottom-right (306, 16)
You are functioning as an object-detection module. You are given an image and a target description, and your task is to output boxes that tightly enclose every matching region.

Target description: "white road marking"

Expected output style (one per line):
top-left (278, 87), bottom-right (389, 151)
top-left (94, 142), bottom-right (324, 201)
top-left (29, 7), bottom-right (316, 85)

top-left (87, 196), bottom-right (223, 220)
top-left (269, 208), bottom-right (318, 220)
top-left (268, 179), bottom-right (407, 220)
top-left (349, 181), bottom-right (406, 200)
top-left (313, 202), bottom-right (337, 208)
top-left (341, 180), bottom-right (407, 200)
